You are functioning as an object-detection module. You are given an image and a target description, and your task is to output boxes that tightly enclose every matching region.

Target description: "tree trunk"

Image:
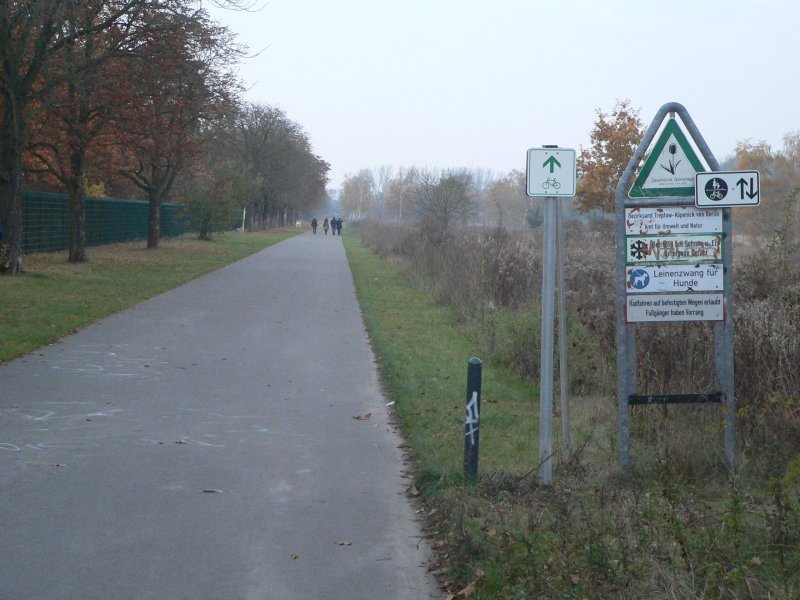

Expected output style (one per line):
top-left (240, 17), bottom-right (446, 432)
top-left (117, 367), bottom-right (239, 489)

top-left (145, 164), bottom-right (176, 249)
top-left (198, 214), bottom-right (211, 240)
top-left (0, 110), bottom-right (25, 274)
top-left (68, 150), bottom-right (87, 262)
top-left (147, 190), bottom-right (161, 249)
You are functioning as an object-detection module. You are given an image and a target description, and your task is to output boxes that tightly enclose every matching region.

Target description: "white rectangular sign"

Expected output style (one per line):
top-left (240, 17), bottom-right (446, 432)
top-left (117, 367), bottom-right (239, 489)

top-left (626, 264), bottom-right (723, 293)
top-left (625, 206), bottom-right (722, 236)
top-left (526, 148), bottom-right (576, 197)
top-left (626, 293), bottom-right (724, 322)
top-left (696, 171), bottom-right (760, 207)
top-left (626, 234), bottom-right (722, 264)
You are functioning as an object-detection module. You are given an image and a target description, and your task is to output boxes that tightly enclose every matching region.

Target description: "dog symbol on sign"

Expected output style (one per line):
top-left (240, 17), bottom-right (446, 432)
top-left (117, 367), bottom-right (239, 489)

top-left (629, 268), bottom-right (650, 290)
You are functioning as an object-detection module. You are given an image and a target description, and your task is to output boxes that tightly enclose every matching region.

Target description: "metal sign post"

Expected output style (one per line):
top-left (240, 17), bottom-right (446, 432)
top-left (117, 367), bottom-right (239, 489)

top-left (615, 102), bottom-right (736, 472)
top-left (540, 196), bottom-right (557, 484)
top-left (526, 145), bottom-right (576, 485)
top-left (557, 201), bottom-right (570, 460)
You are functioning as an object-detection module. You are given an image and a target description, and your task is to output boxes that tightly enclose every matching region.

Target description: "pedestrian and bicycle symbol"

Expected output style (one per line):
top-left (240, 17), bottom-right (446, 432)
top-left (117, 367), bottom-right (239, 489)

top-left (696, 171), bottom-right (760, 207)
top-left (704, 177), bottom-right (728, 201)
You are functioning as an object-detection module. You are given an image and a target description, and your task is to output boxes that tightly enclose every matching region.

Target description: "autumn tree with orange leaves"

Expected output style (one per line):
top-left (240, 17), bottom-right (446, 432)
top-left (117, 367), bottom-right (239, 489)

top-left (0, 0), bottom-right (152, 272)
top-left (25, 5), bottom-right (156, 263)
top-left (575, 99), bottom-right (644, 213)
top-left (113, 5), bottom-right (243, 249)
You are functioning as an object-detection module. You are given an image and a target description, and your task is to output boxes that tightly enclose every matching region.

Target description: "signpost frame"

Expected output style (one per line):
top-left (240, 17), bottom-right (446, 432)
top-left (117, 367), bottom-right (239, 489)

top-left (615, 102), bottom-right (735, 473)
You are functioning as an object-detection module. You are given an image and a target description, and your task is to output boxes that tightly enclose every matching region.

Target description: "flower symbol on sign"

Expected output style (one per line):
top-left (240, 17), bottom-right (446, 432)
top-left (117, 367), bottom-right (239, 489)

top-left (660, 142), bottom-right (682, 175)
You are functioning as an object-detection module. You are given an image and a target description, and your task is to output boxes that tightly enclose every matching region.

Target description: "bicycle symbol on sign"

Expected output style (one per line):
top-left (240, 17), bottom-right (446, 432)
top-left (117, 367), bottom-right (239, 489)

top-left (542, 177), bottom-right (561, 190)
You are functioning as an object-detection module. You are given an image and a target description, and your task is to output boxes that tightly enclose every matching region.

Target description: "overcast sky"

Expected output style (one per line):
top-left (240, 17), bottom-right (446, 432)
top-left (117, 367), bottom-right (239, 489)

top-left (205, 0), bottom-right (799, 188)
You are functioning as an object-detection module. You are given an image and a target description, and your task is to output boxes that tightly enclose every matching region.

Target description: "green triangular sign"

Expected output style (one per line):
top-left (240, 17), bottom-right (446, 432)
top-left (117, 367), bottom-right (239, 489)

top-left (629, 118), bottom-right (706, 198)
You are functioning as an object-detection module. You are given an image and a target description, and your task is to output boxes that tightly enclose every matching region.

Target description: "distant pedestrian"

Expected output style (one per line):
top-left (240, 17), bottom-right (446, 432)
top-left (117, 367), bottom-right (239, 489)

top-left (311, 218), bottom-right (318, 234)
top-left (323, 218), bottom-right (329, 235)
top-left (335, 217), bottom-right (343, 236)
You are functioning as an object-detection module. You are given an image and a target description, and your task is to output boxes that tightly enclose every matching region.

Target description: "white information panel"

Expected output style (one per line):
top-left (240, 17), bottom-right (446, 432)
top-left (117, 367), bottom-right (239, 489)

top-left (626, 234), bottom-right (722, 264)
top-left (626, 264), bottom-right (723, 293)
top-left (625, 206), bottom-right (722, 236)
top-left (626, 293), bottom-right (724, 322)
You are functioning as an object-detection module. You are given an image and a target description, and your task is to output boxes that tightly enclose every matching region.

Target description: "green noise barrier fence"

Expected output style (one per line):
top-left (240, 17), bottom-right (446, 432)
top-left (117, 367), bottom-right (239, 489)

top-left (21, 191), bottom-right (189, 253)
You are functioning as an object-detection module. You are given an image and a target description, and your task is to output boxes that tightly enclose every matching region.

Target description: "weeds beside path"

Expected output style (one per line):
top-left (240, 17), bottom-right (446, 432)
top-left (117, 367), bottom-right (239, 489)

top-left (0, 230), bottom-right (298, 363)
top-left (344, 230), bottom-right (800, 599)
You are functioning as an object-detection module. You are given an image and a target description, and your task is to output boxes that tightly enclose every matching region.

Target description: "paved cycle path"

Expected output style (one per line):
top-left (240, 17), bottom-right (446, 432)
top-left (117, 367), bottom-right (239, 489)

top-left (0, 233), bottom-right (439, 599)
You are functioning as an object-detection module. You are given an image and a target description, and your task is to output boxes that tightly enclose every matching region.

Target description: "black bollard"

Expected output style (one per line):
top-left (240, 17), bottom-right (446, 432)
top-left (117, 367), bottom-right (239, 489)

top-left (463, 357), bottom-right (482, 479)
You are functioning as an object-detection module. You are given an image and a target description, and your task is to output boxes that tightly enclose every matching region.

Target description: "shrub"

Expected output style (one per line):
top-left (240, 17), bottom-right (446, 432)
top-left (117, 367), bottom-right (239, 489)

top-left (358, 215), bottom-right (800, 473)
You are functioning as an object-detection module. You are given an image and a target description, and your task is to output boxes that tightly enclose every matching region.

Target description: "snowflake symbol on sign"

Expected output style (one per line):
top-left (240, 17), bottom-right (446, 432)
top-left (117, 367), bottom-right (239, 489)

top-left (630, 239), bottom-right (649, 260)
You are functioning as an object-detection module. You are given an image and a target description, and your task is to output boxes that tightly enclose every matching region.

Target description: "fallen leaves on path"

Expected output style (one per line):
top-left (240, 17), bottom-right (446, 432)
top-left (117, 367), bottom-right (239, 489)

top-left (352, 413), bottom-right (371, 420)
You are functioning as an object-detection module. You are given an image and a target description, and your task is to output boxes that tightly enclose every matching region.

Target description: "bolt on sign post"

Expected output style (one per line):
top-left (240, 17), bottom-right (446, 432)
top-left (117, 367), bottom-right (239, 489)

top-left (526, 146), bottom-right (576, 485)
top-left (615, 102), bottom-right (758, 474)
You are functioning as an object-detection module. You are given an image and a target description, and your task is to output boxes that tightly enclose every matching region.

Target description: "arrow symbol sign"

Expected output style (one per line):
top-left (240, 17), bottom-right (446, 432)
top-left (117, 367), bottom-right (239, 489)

top-left (543, 156), bottom-right (561, 173)
top-left (736, 177), bottom-right (758, 200)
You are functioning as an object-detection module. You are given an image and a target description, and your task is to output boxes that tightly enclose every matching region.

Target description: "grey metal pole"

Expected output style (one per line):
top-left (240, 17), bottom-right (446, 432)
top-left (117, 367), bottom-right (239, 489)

top-left (615, 169), bottom-right (631, 470)
top-left (539, 196), bottom-right (557, 485)
top-left (464, 357), bottom-right (482, 479)
top-left (721, 207), bottom-right (735, 472)
top-left (556, 200), bottom-right (570, 459)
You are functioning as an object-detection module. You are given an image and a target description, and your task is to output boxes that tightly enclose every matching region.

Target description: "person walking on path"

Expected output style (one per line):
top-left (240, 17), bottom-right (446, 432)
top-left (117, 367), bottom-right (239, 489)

top-left (335, 217), bottom-right (343, 236)
top-left (323, 218), bottom-right (329, 235)
top-left (311, 218), bottom-right (318, 234)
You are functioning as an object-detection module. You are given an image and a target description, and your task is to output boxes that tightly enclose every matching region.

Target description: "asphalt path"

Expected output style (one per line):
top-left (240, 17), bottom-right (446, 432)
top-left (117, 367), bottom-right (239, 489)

top-left (0, 232), bottom-right (439, 599)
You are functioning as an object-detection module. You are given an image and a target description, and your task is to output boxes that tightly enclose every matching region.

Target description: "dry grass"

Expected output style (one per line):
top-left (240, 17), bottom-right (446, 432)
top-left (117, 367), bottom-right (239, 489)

top-left (351, 219), bottom-right (800, 599)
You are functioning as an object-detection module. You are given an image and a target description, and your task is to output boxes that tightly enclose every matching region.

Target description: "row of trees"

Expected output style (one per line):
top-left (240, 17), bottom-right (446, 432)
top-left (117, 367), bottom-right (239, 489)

top-left (338, 167), bottom-right (535, 231)
top-left (0, 0), bottom-right (328, 274)
top-left (338, 99), bottom-right (798, 248)
top-left (336, 100), bottom-right (644, 230)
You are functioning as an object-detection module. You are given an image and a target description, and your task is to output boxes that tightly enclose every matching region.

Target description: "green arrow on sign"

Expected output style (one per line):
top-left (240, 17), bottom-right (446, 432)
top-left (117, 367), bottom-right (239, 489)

top-left (543, 156), bottom-right (561, 173)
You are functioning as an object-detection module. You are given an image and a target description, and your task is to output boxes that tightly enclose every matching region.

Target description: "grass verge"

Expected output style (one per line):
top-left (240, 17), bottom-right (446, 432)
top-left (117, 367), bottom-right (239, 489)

top-left (344, 232), bottom-right (800, 599)
top-left (344, 231), bottom-right (539, 479)
top-left (0, 230), bottom-right (298, 363)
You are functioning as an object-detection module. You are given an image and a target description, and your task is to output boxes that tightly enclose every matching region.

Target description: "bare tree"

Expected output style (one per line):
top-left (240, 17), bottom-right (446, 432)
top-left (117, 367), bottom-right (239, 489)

top-left (385, 167), bottom-right (416, 223)
top-left (412, 168), bottom-right (476, 230)
top-left (484, 170), bottom-right (530, 228)
top-left (340, 170), bottom-right (375, 221)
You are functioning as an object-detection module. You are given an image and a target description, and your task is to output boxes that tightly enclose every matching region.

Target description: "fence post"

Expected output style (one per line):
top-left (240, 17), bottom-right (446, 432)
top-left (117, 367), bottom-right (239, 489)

top-left (464, 357), bottom-right (483, 479)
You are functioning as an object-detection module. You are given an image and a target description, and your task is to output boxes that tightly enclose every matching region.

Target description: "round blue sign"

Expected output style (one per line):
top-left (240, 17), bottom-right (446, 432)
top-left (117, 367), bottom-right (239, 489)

top-left (629, 268), bottom-right (650, 290)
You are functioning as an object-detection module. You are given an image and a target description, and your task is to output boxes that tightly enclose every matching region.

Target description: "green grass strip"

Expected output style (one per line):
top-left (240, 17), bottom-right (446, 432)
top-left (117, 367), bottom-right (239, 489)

top-left (0, 230), bottom-right (298, 363)
top-left (343, 231), bottom-right (539, 481)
